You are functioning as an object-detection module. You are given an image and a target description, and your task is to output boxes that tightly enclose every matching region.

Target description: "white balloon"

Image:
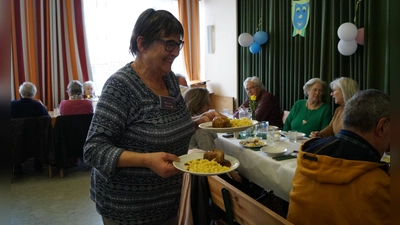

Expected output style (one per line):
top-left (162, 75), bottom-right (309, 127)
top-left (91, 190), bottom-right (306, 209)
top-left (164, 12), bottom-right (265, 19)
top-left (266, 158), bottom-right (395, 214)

top-left (338, 40), bottom-right (358, 56)
top-left (337, 22), bottom-right (358, 41)
top-left (238, 33), bottom-right (254, 47)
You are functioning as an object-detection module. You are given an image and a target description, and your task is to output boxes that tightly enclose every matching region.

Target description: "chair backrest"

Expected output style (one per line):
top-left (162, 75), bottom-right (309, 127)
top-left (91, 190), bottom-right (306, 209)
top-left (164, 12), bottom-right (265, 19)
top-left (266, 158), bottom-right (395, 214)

top-left (53, 114), bottom-right (93, 168)
top-left (210, 94), bottom-right (234, 113)
top-left (11, 116), bottom-right (54, 165)
top-left (282, 110), bottom-right (290, 124)
top-left (207, 175), bottom-right (293, 225)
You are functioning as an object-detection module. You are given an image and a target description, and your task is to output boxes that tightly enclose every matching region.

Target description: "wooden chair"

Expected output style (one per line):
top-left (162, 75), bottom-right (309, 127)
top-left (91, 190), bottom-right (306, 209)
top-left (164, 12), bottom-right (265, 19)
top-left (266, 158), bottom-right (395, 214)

top-left (53, 114), bottom-right (93, 177)
top-left (208, 175), bottom-right (293, 225)
top-left (209, 94), bottom-right (235, 114)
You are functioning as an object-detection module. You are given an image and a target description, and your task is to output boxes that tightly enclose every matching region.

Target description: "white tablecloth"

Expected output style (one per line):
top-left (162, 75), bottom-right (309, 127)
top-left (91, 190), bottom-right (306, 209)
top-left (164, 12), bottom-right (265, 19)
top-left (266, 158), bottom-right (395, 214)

top-left (214, 134), bottom-right (309, 202)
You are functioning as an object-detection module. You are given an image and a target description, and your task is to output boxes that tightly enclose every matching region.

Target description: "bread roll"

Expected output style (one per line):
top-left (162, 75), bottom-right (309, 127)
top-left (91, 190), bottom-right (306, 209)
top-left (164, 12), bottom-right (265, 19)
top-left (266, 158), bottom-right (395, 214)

top-left (212, 117), bottom-right (231, 128)
top-left (204, 149), bottom-right (224, 164)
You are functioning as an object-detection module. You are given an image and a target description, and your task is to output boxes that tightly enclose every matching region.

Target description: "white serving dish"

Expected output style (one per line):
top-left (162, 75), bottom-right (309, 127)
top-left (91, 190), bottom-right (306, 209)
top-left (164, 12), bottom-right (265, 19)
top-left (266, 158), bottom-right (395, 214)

top-left (282, 131), bottom-right (306, 139)
top-left (261, 146), bottom-right (288, 157)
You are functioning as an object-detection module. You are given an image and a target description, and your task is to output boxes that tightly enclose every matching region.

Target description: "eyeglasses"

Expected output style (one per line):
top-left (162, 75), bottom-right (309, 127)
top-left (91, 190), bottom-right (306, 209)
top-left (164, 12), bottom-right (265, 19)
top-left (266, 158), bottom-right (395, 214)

top-left (245, 86), bottom-right (256, 91)
top-left (158, 39), bottom-right (184, 52)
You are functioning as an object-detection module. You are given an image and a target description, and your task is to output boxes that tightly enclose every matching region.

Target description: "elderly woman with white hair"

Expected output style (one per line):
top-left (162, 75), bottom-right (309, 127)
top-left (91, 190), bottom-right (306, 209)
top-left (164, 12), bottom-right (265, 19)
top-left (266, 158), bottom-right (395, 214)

top-left (283, 78), bottom-right (332, 137)
top-left (310, 77), bottom-right (359, 138)
top-left (82, 80), bottom-right (96, 99)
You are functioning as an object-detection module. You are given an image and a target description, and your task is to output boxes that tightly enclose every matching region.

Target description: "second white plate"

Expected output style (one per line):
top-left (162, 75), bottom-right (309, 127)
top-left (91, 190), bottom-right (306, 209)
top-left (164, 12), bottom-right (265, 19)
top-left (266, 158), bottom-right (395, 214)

top-left (198, 120), bottom-right (258, 133)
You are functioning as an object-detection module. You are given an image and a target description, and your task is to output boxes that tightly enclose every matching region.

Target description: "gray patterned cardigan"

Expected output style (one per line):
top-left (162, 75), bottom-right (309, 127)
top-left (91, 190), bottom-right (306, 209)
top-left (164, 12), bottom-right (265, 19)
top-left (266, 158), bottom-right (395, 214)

top-left (84, 62), bottom-right (195, 225)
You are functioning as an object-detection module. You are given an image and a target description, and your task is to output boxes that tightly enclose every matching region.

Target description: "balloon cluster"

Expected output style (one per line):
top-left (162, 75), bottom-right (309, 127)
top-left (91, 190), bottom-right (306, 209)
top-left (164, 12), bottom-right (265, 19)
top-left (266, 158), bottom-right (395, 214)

top-left (238, 31), bottom-right (269, 54)
top-left (337, 22), bottom-right (364, 56)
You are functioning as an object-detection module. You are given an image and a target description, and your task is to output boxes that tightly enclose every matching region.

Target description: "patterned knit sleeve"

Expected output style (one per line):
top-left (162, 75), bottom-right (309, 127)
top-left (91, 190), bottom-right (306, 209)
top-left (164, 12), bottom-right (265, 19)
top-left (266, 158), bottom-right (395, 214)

top-left (83, 72), bottom-right (130, 176)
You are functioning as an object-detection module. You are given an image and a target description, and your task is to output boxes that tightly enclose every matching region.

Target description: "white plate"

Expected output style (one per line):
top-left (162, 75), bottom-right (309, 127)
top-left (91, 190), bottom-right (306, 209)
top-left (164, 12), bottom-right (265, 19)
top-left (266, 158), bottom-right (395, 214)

top-left (261, 146), bottom-right (288, 157)
top-left (239, 140), bottom-right (266, 148)
top-left (198, 120), bottom-right (258, 133)
top-left (173, 153), bottom-right (240, 176)
top-left (282, 131), bottom-right (306, 139)
top-left (268, 126), bottom-right (279, 131)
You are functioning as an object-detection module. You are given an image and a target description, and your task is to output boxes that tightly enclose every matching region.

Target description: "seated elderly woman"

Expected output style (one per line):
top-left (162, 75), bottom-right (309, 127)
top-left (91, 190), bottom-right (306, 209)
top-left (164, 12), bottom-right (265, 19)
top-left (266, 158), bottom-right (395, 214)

top-left (233, 76), bottom-right (283, 128)
top-left (59, 80), bottom-right (94, 115)
top-left (283, 78), bottom-right (331, 137)
top-left (310, 77), bottom-right (359, 138)
top-left (82, 81), bottom-right (96, 99)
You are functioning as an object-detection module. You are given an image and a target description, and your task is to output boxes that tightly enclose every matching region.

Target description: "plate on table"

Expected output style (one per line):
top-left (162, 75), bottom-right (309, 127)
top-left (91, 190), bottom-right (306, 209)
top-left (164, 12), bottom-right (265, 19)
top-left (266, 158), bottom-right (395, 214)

top-left (173, 153), bottom-right (240, 176)
top-left (261, 146), bottom-right (288, 157)
top-left (198, 120), bottom-right (258, 133)
top-left (268, 126), bottom-right (280, 131)
top-left (282, 131), bottom-right (306, 139)
top-left (239, 140), bottom-right (266, 148)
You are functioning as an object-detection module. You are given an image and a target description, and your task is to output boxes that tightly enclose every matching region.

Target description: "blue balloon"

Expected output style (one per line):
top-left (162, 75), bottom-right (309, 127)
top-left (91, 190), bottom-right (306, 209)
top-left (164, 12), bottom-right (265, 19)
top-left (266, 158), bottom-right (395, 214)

top-left (254, 31), bottom-right (269, 44)
top-left (249, 42), bottom-right (261, 54)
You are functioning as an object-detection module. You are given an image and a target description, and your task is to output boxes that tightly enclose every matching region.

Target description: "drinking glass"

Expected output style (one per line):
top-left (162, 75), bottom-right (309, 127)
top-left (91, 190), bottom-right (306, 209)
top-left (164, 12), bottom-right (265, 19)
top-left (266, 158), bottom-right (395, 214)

top-left (257, 121), bottom-right (269, 139)
top-left (288, 130), bottom-right (297, 143)
top-left (267, 126), bottom-right (275, 145)
top-left (253, 124), bottom-right (259, 138)
top-left (239, 108), bottom-right (252, 138)
top-left (238, 108), bottom-right (251, 119)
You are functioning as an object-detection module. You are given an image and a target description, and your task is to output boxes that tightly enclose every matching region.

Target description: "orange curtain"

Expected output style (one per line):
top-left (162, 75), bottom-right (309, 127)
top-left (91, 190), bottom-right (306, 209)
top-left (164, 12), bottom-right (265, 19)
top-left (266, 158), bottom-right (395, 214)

top-left (11, 0), bottom-right (91, 110)
top-left (177, 0), bottom-right (200, 82)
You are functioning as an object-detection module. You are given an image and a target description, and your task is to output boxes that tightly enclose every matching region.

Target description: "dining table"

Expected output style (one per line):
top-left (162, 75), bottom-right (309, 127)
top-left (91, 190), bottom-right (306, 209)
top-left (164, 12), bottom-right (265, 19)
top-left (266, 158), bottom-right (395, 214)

top-left (48, 110), bottom-right (60, 127)
top-left (214, 133), bottom-right (310, 202)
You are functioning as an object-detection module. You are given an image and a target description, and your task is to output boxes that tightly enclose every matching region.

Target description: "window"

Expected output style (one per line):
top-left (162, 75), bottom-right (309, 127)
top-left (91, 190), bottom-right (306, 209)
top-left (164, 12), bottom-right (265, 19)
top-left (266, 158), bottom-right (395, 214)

top-left (83, 0), bottom-right (184, 94)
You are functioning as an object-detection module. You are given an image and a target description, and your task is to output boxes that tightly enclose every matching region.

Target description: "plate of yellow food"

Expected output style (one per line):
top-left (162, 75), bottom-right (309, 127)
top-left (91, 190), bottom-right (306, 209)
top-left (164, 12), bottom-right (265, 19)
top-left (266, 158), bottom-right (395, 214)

top-left (198, 117), bottom-right (258, 133)
top-left (173, 150), bottom-right (240, 176)
top-left (239, 139), bottom-right (266, 148)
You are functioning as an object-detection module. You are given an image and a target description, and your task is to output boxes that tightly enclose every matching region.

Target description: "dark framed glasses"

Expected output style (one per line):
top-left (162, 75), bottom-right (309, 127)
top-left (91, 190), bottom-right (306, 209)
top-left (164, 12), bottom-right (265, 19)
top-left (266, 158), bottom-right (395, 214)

top-left (158, 39), bottom-right (184, 52)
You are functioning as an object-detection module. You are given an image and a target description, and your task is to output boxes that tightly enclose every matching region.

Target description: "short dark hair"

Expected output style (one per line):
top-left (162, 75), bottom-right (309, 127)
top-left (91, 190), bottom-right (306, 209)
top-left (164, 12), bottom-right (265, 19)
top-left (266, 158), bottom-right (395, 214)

top-left (129, 8), bottom-right (184, 56)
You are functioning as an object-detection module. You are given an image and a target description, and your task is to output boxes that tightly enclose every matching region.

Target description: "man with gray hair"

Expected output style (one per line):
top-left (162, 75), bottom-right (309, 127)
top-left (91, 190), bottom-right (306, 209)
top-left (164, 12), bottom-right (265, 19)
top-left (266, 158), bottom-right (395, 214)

top-left (11, 81), bottom-right (49, 118)
top-left (287, 89), bottom-right (390, 225)
top-left (233, 76), bottom-right (283, 127)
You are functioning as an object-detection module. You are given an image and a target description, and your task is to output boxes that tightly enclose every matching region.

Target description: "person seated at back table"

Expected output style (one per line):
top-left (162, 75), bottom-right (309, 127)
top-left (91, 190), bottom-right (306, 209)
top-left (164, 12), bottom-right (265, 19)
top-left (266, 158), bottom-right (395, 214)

top-left (184, 88), bottom-right (240, 181)
top-left (184, 88), bottom-right (217, 150)
top-left (233, 76), bottom-right (283, 128)
top-left (59, 80), bottom-right (93, 115)
top-left (283, 78), bottom-right (331, 137)
top-left (310, 77), bottom-right (359, 138)
top-left (287, 89), bottom-right (390, 225)
top-left (82, 80), bottom-right (96, 99)
top-left (11, 82), bottom-right (49, 118)
top-left (176, 73), bottom-right (189, 94)
top-left (11, 81), bottom-right (49, 174)
top-left (180, 88), bottom-right (249, 225)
